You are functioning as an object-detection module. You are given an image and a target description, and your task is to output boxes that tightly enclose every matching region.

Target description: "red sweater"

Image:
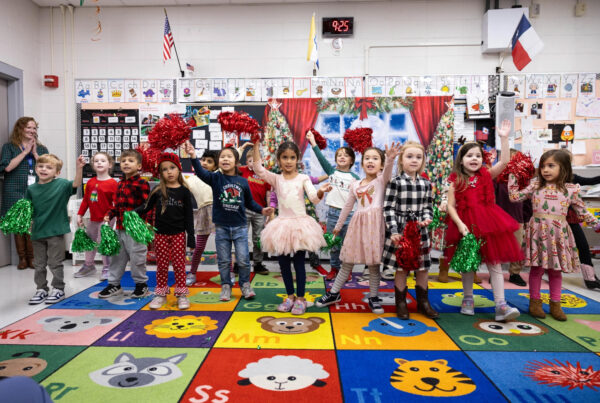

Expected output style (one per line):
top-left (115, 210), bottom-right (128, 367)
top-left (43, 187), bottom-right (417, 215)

top-left (78, 177), bottom-right (118, 222)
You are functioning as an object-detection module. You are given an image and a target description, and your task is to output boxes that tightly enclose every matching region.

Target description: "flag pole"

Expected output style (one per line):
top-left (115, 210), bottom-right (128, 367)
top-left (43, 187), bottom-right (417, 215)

top-left (164, 8), bottom-right (184, 78)
top-left (313, 62), bottom-right (317, 77)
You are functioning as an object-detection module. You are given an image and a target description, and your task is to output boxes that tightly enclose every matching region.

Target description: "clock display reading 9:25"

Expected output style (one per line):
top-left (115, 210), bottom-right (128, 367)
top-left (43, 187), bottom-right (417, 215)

top-left (322, 17), bottom-right (354, 37)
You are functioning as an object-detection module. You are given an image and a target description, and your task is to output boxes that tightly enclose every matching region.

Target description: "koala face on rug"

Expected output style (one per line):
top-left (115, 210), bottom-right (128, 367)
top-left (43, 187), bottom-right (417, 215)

top-left (38, 314), bottom-right (116, 333)
top-left (257, 316), bottom-right (325, 334)
top-left (89, 352), bottom-right (187, 389)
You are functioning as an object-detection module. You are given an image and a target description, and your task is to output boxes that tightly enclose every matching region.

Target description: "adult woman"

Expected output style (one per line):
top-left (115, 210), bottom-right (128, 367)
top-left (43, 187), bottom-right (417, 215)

top-left (0, 117), bottom-right (49, 269)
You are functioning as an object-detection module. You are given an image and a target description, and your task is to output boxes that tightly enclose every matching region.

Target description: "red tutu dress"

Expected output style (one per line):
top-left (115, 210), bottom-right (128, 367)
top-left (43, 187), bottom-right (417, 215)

top-left (445, 167), bottom-right (523, 264)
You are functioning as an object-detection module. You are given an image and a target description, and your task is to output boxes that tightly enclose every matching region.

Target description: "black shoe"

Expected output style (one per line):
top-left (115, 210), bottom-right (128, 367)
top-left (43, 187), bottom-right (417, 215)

top-left (509, 273), bottom-right (527, 287)
top-left (131, 283), bottom-right (148, 298)
top-left (254, 263), bottom-right (269, 275)
top-left (315, 291), bottom-right (341, 308)
top-left (98, 284), bottom-right (122, 299)
top-left (368, 296), bottom-right (384, 314)
top-left (584, 279), bottom-right (600, 290)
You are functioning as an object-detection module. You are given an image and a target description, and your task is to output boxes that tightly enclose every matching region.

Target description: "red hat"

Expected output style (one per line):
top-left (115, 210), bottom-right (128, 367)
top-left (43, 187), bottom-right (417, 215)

top-left (158, 152), bottom-right (182, 171)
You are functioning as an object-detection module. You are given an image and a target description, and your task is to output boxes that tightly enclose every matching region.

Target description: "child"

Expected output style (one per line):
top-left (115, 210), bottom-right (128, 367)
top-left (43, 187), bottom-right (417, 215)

top-left (446, 120), bottom-right (522, 321)
top-left (509, 150), bottom-right (599, 321)
top-left (185, 150), bottom-right (219, 286)
top-left (240, 148), bottom-right (272, 275)
top-left (306, 131), bottom-right (359, 280)
top-left (76, 152), bottom-right (118, 280)
top-left (252, 141), bottom-right (331, 315)
top-left (135, 153), bottom-right (195, 310)
top-left (379, 142), bottom-right (439, 319)
top-left (184, 141), bottom-right (272, 301)
top-left (317, 143), bottom-right (401, 313)
top-left (26, 154), bottom-right (86, 304)
top-left (100, 149), bottom-right (150, 299)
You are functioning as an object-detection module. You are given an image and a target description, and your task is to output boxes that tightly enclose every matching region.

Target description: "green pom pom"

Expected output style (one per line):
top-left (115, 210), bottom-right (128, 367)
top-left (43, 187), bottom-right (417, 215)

top-left (450, 233), bottom-right (483, 273)
top-left (123, 211), bottom-right (155, 245)
top-left (98, 224), bottom-right (121, 256)
top-left (71, 227), bottom-right (98, 252)
top-left (322, 232), bottom-right (342, 252)
top-left (428, 206), bottom-right (446, 231)
top-left (0, 199), bottom-right (33, 235)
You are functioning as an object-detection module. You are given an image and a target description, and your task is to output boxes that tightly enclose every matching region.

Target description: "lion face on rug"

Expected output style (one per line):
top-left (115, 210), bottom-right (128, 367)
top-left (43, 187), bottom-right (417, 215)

top-left (390, 358), bottom-right (476, 397)
top-left (518, 292), bottom-right (587, 308)
top-left (144, 316), bottom-right (218, 339)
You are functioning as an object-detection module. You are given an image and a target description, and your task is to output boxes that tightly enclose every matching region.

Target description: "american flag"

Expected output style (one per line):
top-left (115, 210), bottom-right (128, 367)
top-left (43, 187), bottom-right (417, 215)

top-left (163, 16), bottom-right (174, 62)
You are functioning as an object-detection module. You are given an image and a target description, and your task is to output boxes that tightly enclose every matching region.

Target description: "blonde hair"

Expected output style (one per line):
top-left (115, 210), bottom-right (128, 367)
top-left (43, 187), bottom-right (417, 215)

top-left (37, 153), bottom-right (63, 172)
top-left (398, 141), bottom-right (426, 173)
top-left (10, 117), bottom-right (44, 148)
top-left (148, 161), bottom-right (189, 214)
top-left (91, 152), bottom-right (115, 174)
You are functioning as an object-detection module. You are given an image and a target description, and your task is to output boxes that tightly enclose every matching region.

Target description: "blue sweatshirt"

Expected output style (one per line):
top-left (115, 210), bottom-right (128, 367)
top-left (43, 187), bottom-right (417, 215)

top-left (191, 158), bottom-right (263, 227)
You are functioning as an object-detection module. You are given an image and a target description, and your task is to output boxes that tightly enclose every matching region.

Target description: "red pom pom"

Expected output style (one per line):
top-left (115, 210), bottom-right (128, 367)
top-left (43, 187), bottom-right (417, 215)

top-left (217, 111), bottom-right (261, 136)
top-left (309, 128), bottom-right (327, 150)
top-left (136, 144), bottom-right (162, 177)
top-left (394, 221), bottom-right (422, 271)
top-left (343, 127), bottom-right (373, 154)
top-left (147, 114), bottom-right (193, 151)
top-left (482, 149), bottom-right (494, 167)
top-left (250, 132), bottom-right (262, 144)
top-left (497, 152), bottom-right (535, 189)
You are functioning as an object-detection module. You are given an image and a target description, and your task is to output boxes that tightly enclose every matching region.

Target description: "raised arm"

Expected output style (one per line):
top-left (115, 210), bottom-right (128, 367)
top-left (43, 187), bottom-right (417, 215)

top-left (306, 130), bottom-right (335, 175)
top-left (489, 120), bottom-right (511, 179)
top-left (508, 174), bottom-right (536, 202)
top-left (252, 142), bottom-right (278, 187)
top-left (383, 142), bottom-right (401, 184)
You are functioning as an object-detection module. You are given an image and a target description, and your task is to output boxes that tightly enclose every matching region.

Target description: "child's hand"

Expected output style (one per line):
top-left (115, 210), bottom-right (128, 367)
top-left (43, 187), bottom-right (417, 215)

top-left (261, 207), bottom-right (274, 217)
top-left (458, 222), bottom-right (469, 236)
top-left (76, 155), bottom-right (86, 168)
top-left (332, 228), bottom-right (340, 237)
top-left (497, 119), bottom-right (512, 138)
top-left (266, 212), bottom-right (276, 224)
top-left (385, 142), bottom-right (402, 159)
top-left (419, 219), bottom-right (432, 227)
top-left (594, 221), bottom-right (600, 233)
top-left (103, 215), bottom-right (110, 223)
top-left (439, 201), bottom-right (448, 213)
top-left (184, 141), bottom-right (196, 158)
top-left (77, 215), bottom-right (84, 227)
top-left (305, 130), bottom-right (317, 146)
top-left (319, 183), bottom-right (333, 193)
top-left (390, 233), bottom-right (402, 245)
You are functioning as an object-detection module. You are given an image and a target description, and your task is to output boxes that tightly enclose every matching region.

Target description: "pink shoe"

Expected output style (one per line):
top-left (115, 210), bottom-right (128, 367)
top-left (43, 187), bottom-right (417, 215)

top-left (277, 297), bottom-right (295, 312)
top-left (291, 299), bottom-right (307, 315)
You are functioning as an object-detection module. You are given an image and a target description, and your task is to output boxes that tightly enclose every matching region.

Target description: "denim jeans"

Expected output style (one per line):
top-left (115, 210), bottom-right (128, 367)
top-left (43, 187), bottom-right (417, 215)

top-left (215, 225), bottom-right (250, 286)
top-left (326, 206), bottom-right (352, 269)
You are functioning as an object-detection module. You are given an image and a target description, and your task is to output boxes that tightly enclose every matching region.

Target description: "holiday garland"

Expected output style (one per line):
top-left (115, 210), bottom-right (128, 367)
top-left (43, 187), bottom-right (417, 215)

top-left (316, 97), bottom-right (414, 116)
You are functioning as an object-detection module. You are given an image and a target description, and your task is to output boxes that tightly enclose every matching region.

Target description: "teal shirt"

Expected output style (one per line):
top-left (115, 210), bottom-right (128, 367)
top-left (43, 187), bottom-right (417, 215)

top-left (25, 178), bottom-right (76, 240)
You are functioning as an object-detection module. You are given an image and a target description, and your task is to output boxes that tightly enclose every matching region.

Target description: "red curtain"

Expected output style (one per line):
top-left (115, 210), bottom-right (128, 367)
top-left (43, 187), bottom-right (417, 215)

top-left (409, 96), bottom-right (453, 148)
top-left (263, 99), bottom-right (319, 156)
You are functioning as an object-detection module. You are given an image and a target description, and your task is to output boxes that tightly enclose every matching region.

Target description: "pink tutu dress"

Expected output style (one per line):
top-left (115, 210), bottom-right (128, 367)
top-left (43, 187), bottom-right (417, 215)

top-left (335, 155), bottom-right (394, 265)
top-left (253, 161), bottom-right (326, 255)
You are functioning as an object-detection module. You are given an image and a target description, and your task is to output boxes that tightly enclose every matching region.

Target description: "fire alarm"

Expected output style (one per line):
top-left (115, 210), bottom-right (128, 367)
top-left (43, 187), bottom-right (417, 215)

top-left (44, 75), bottom-right (59, 88)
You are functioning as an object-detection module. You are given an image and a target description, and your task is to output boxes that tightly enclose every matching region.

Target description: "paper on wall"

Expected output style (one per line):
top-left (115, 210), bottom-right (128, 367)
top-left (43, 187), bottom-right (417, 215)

top-left (545, 100), bottom-right (572, 121)
top-left (453, 112), bottom-right (474, 141)
top-left (577, 119), bottom-right (600, 139)
top-left (560, 74), bottom-right (578, 98)
top-left (572, 141), bottom-right (586, 155)
top-left (209, 141), bottom-right (222, 150)
top-left (576, 98), bottom-right (600, 118)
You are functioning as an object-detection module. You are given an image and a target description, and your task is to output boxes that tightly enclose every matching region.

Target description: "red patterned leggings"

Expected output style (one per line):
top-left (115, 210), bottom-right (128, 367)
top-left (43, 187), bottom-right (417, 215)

top-left (154, 232), bottom-right (188, 296)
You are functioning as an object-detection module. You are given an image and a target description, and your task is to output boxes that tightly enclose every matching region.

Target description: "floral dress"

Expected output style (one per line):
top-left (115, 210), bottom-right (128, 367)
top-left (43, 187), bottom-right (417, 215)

top-left (508, 175), bottom-right (597, 273)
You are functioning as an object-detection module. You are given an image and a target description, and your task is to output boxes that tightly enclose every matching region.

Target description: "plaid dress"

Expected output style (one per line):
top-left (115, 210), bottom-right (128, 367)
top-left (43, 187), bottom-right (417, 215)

top-left (0, 143), bottom-right (49, 216)
top-left (382, 172), bottom-right (433, 271)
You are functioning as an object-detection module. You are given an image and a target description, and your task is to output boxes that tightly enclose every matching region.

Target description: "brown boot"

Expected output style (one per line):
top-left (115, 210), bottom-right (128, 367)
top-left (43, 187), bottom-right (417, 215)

top-left (13, 234), bottom-right (28, 270)
top-left (473, 272), bottom-right (482, 284)
top-left (437, 258), bottom-right (449, 283)
top-left (25, 234), bottom-right (34, 269)
top-left (416, 285), bottom-right (439, 319)
top-left (395, 286), bottom-right (409, 320)
top-left (528, 298), bottom-right (546, 318)
top-left (549, 300), bottom-right (567, 321)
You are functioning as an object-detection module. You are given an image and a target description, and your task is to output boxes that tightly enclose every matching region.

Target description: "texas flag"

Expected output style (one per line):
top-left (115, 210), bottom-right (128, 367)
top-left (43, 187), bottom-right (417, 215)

top-left (511, 14), bottom-right (544, 71)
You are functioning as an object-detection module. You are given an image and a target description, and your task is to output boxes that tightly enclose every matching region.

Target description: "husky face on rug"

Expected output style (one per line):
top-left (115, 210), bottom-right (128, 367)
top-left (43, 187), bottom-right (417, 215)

top-left (89, 352), bottom-right (187, 388)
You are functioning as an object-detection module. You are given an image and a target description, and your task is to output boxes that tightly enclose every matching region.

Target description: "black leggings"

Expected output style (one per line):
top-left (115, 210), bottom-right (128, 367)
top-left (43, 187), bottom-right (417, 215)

top-left (278, 252), bottom-right (306, 297)
top-left (570, 223), bottom-right (592, 266)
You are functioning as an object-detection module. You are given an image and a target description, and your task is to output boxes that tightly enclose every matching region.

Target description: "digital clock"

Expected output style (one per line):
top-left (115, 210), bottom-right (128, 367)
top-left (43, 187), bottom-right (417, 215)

top-left (322, 17), bottom-right (354, 37)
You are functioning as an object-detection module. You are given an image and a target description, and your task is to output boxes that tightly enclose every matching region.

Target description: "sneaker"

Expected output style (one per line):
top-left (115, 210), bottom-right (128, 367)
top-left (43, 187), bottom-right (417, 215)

top-left (149, 295), bottom-right (166, 309)
top-left (98, 284), bottom-right (122, 299)
top-left (99, 267), bottom-right (109, 281)
top-left (186, 272), bottom-right (196, 286)
top-left (131, 283), bottom-right (149, 298)
top-left (45, 288), bottom-right (65, 304)
top-left (253, 263), bottom-right (269, 275)
top-left (313, 265), bottom-right (329, 277)
top-left (74, 264), bottom-right (96, 278)
top-left (495, 304), bottom-right (520, 321)
top-left (381, 267), bottom-right (395, 280)
top-left (28, 289), bottom-right (48, 305)
top-left (509, 273), bottom-right (527, 287)
top-left (291, 299), bottom-right (307, 315)
top-left (315, 291), bottom-right (341, 308)
top-left (241, 282), bottom-right (256, 299)
top-left (220, 284), bottom-right (232, 301)
top-left (177, 296), bottom-right (190, 310)
top-left (277, 297), bottom-right (296, 312)
top-left (325, 268), bottom-right (339, 281)
top-left (368, 296), bottom-right (384, 314)
top-left (460, 299), bottom-right (475, 315)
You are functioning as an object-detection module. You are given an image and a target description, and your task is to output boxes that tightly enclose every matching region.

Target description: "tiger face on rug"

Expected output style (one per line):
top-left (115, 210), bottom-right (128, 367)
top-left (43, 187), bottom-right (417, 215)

top-left (389, 358), bottom-right (476, 397)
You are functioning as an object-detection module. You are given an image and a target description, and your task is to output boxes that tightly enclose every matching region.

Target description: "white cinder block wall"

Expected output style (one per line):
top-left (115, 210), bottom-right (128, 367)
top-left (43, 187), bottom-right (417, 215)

top-left (2, 0), bottom-right (600, 177)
